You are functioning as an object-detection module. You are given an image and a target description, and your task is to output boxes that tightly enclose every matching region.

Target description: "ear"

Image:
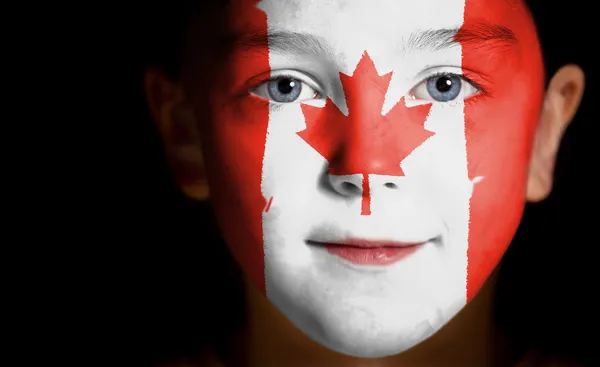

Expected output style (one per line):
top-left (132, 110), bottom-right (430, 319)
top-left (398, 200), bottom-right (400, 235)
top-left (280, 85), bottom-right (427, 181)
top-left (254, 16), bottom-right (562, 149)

top-left (144, 68), bottom-right (210, 201)
top-left (527, 65), bottom-right (585, 202)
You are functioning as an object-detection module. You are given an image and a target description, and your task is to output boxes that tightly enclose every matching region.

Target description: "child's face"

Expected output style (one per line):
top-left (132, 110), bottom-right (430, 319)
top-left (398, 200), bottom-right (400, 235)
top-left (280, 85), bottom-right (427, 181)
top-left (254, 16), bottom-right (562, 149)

top-left (190, 0), bottom-right (544, 358)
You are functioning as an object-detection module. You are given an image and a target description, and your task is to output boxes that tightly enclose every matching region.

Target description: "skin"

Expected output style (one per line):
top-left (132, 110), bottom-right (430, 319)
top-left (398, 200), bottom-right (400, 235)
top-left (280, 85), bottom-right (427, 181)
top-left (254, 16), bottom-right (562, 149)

top-left (145, 0), bottom-right (585, 365)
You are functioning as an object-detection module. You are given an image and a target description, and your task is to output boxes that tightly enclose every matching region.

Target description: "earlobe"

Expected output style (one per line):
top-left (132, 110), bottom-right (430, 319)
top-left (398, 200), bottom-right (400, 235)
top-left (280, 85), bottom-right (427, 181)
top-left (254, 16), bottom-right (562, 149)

top-left (144, 68), bottom-right (211, 201)
top-left (526, 64), bottom-right (585, 202)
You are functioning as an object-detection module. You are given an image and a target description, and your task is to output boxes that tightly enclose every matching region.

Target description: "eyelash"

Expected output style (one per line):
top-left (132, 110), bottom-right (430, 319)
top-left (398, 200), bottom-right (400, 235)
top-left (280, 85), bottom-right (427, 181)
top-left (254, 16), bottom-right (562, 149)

top-left (263, 71), bottom-right (324, 97)
top-left (251, 69), bottom-right (490, 103)
top-left (415, 71), bottom-right (488, 102)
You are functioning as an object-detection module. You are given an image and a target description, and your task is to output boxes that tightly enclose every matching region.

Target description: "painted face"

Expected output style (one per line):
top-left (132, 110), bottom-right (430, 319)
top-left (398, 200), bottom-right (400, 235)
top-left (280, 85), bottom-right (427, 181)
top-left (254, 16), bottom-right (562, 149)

top-left (197, 0), bottom-right (544, 358)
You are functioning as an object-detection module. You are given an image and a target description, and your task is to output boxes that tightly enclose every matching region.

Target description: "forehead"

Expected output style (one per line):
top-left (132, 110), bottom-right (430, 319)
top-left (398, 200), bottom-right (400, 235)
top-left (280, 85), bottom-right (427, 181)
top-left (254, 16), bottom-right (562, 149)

top-left (248, 0), bottom-right (525, 74)
top-left (257, 0), bottom-right (519, 26)
top-left (258, 0), bottom-right (466, 33)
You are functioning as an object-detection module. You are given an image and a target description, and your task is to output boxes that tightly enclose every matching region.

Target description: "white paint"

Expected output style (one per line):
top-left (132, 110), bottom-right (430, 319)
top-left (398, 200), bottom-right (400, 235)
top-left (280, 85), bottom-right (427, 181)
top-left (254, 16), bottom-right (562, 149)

top-left (258, 0), bottom-right (472, 358)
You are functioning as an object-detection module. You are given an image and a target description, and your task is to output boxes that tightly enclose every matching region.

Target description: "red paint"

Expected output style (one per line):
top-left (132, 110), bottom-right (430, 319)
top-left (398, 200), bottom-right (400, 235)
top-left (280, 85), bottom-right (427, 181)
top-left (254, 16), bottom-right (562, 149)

top-left (361, 173), bottom-right (371, 215)
top-left (298, 52), bottom-right (433, 215)
top-left (264, 196), bottom-right (274, 212)
top-left (203, 0), bottom-right (270, 294)
top-left (461, 0), bottom-right (545, 300)
top-left (205, 0), bottom-right (545, 301)
top-left (321, 240), bottom-right (424, 266)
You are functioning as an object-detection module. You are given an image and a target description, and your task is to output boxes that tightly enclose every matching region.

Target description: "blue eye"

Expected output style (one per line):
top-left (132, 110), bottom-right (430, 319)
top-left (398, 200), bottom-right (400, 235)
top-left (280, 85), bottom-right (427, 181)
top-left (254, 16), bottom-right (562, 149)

top-left (409, 73), bottom-right (479, 103)
top-left (267, 77), bottom-right (302, 103)
top-left (251, 75), bottom-right (320, 104)
top-left (426, 74), bottom-right (462, 102)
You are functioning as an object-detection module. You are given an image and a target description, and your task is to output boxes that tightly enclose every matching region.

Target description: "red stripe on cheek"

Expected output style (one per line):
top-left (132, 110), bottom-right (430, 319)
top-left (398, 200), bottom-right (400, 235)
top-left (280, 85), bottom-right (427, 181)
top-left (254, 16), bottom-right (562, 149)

top-left (462, 0), bottom-right (545, 301)
top-left (206, 0), bottom-right (270, 295)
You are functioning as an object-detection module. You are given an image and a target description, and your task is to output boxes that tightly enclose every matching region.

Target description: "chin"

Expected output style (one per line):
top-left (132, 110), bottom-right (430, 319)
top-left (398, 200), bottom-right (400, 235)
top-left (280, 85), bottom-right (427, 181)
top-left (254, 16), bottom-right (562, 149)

top-left (272, 287), bottom-right (446, 358)
top-left (265, 265), bottom-right (455, 358)
top-left (316, 318), bottom-right (439, 358)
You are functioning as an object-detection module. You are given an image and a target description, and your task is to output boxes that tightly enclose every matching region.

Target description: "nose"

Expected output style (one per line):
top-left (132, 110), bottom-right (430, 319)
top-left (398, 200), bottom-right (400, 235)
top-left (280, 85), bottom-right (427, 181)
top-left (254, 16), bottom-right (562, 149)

top-left (328, 173), bottom-right (398, 197)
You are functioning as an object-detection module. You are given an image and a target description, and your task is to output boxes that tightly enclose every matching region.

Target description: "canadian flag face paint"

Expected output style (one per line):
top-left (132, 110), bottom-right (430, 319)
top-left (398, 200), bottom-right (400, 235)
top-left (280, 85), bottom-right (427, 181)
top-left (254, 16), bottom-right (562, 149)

top-left (200, 0), bottom-right (544, 358)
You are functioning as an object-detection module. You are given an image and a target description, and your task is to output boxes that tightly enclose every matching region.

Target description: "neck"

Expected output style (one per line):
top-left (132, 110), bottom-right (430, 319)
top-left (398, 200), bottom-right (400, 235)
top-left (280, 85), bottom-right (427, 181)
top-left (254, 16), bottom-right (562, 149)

top-left (220, 270), bottom-right (520, 367)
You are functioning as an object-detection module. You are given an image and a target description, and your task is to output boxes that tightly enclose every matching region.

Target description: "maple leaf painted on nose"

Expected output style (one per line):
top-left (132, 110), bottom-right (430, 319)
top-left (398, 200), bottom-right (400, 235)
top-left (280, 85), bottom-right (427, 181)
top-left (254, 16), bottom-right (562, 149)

top-left (297, 51), bottom-right (434, 215)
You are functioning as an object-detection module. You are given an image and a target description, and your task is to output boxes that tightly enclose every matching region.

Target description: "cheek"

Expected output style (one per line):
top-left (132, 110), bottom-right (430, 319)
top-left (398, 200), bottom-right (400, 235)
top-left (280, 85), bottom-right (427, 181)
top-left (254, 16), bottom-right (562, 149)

top-left (464, 75), bottom-right (544, 299)
top-left (461, 0), bottom-right (546, 299)
top-left (197, 1), bottom-right (273, 290)
top-left (208, 98), bottom-right (270, 195)
top-left (466, 99), bottom-right (536, 239)
top-left (199, 95), bottom-right (270, 292)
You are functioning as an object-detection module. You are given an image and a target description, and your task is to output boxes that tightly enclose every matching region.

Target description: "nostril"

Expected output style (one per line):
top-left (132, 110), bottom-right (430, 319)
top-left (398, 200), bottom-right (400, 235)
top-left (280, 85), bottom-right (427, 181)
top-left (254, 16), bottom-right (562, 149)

top-left (341, 182), bottom-right (361, 193)
top-left (384, 182), bottom-right (398, 189)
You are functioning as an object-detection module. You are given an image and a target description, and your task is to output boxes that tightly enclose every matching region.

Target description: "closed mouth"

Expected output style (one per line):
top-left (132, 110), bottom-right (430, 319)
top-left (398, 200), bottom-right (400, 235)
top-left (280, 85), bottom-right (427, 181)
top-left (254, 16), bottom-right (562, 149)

top-left (307, 239), bottom-right (427, 266)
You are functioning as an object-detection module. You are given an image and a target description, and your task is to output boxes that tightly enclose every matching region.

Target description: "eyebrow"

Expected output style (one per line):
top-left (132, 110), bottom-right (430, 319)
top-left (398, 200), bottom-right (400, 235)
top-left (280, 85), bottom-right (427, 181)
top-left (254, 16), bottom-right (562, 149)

top-left (411, 22), bottom-right (518, 52)
top-left (233, 22), bottom-right (518, 56)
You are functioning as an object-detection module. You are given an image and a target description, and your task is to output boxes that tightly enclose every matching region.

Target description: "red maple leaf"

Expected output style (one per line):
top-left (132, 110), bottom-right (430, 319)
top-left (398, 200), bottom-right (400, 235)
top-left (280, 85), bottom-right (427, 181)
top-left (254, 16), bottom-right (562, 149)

top-left (297, 51), bottom-right (434, 215)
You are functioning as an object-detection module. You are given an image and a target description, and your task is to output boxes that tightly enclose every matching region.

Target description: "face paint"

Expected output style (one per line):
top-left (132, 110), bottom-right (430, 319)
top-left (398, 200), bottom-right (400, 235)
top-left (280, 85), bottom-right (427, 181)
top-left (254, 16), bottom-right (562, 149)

top-left (199, 0), bottom-right (544, 358)
top-left (298, 53), bottom-right (435, 216)
top-left (462, 0), bottom-right (545, 299)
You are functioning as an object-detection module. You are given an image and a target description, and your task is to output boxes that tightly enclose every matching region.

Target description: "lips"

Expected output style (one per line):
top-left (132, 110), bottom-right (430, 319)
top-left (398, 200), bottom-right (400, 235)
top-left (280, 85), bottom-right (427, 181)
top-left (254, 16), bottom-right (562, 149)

top-left (308, 239), bottom-right (425, 266)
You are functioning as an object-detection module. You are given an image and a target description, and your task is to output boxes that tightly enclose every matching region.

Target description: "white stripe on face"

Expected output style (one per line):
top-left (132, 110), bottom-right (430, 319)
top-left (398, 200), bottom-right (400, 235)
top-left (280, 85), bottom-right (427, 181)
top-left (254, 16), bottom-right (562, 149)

top-left (258, 0), bottom-right (470, 358)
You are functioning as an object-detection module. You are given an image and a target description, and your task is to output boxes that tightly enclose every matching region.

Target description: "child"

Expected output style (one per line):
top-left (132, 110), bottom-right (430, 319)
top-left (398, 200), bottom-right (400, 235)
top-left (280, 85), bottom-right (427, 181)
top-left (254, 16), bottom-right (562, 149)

top-left (143, 0), bottom-right (586, 365)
